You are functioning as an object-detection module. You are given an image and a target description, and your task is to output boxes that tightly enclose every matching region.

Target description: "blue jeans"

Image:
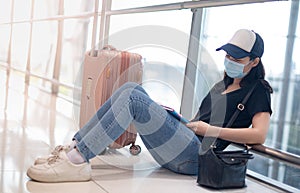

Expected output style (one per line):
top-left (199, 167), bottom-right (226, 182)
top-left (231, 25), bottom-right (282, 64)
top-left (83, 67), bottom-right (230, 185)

top-left (73, 82), bottom-right (201, 175)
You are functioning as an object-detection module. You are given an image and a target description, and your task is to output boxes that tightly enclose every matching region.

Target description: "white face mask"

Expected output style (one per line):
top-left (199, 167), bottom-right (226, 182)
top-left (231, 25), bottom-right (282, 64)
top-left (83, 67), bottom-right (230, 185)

top-left (224, 57), bottom-right (250, 78)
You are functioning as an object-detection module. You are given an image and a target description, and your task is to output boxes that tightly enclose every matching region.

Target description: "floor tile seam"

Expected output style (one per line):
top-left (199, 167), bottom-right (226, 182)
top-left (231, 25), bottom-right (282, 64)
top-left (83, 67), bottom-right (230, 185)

top-left (91, 179), bottom-right (110, 193)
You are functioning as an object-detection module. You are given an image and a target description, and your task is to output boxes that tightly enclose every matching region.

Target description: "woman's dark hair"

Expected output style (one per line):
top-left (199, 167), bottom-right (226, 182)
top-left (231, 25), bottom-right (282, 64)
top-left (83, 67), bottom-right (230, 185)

top-left (223, 57), bottom-right (273, 93)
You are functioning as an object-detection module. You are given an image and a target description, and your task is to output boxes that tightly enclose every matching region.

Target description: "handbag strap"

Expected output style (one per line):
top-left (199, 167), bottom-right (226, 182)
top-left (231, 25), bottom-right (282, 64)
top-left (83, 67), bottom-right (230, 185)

top-left (226, 81), bottom-right (258, 128)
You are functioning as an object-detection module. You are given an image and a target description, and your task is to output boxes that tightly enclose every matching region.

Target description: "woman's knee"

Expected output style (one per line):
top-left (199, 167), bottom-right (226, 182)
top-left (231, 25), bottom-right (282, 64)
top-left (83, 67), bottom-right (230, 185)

top-left (110, 82), bottom-right (142, 99)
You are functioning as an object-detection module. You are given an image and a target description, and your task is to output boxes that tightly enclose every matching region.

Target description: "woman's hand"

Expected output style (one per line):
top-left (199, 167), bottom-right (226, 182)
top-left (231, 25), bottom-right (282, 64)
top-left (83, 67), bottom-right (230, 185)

top-left (186, 121), bottom-right (210, 136)
top-left (186, 112), bottom-right (270, 144)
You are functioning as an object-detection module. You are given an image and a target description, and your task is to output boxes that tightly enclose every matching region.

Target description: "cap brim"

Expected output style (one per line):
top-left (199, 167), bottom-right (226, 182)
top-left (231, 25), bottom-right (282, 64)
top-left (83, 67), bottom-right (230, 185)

top-left (216, 43), bottom-right (251, 59)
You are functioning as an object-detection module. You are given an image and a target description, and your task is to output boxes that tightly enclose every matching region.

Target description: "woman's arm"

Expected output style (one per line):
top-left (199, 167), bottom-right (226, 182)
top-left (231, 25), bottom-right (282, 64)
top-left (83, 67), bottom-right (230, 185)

top-left (186, 112), bottom-right (270, 144)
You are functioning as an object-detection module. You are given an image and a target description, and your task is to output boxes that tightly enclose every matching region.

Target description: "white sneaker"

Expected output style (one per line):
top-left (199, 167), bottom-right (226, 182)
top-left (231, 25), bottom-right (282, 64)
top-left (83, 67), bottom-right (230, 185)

top-left (27, 151), bottom-right (92, 182)
top-left (34, 145), bottom-right (71, 165)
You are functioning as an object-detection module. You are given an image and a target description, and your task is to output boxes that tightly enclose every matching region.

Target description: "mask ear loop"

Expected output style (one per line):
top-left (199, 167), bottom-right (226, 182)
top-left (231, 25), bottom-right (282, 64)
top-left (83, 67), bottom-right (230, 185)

top-left (242, 59), bottom-right (255, 76)
top-left (248, 57), bottom-right (260, 69)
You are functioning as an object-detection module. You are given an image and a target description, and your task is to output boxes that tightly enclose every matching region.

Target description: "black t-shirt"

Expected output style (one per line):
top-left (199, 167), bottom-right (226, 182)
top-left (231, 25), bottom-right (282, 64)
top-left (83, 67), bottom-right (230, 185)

top-left (193, 80), bottom-right (272, 150)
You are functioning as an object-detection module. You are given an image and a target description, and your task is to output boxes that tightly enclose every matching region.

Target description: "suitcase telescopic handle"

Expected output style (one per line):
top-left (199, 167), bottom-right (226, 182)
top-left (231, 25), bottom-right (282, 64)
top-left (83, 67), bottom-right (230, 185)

top-left (102, 45), bottom-right (116, 51)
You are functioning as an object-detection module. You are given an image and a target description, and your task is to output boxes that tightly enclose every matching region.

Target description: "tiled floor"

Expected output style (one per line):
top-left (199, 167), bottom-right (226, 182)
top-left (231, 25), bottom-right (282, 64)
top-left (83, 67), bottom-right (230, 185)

top-left (0, 70), bottom-right (285, 193)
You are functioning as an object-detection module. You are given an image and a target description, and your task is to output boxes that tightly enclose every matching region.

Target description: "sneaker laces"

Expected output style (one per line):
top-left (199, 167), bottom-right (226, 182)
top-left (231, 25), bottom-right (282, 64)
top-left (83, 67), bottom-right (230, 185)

top-left (51, 145), bottom-right (69, 155)
top-left (47, 155), bottom-right (61, 165)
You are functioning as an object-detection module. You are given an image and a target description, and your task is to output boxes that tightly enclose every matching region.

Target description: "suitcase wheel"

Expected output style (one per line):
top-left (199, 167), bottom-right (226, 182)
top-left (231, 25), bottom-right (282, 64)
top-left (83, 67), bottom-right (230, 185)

top-left (129, 144), bottom-right (141, 155)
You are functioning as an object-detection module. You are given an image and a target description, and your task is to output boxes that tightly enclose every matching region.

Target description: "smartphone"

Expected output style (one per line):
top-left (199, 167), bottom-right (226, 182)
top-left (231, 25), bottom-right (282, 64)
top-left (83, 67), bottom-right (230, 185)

top-left (161, 105), bottom-right (189, 124)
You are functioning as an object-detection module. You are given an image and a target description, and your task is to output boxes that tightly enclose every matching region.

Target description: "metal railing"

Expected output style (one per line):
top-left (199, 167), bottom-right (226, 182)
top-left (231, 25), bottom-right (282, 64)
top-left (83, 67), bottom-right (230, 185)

top-left (232, 142), bottom-right (300, 169)
top-left (249, 144), bottom-right (300, 169)
top-left (233, 143), bottom-right (300, 192)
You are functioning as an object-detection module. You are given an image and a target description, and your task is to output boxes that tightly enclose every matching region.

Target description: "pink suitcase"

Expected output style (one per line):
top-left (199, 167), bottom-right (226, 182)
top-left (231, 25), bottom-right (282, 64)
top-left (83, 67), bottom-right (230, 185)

top-left (80, 45), bottom-right (143, 155)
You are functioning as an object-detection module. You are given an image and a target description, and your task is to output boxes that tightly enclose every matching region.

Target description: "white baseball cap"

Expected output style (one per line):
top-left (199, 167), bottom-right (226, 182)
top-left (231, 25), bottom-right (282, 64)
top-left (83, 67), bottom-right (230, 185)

top-left (216, 29), bottom-right (264, 59)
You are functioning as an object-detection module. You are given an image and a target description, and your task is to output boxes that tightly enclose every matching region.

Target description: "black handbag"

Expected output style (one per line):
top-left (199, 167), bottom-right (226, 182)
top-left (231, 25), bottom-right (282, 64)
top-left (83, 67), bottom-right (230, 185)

top-left (197, 146), bottom-right (254, 189)
top-left (197, 83), bottom-right (257, 189)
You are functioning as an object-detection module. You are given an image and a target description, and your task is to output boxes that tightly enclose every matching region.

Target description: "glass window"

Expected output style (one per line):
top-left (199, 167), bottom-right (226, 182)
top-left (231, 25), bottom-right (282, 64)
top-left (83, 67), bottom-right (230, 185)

top-left (196, 1), bottom-right (300, 189)
top-left (11, 23), bottom-right (30, 70)
top-left (64, 0), bottom-right (96, 15)
top-left (0, 0), bottom-right (12, 23)
top-left (287, 6), bottom-right (300, 158)
top-left (201, 1), bottom-right (292, 149)
top-left (30, 21), bottom-right (57, 79)
top-left (108, 10), bottom-right (192, 111)
top-left (33, 1), bottom-right (60, 19)
top-left (201, 2), bottom-right (290, 73)
top-left (0, 25), bottom-right (10, 62)
top-left (0, 68), bottom-right (7, 95)
top-left (13, 0), bottom-right (32, 21)
top-left (59, 18), bottom-right (94, 97)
